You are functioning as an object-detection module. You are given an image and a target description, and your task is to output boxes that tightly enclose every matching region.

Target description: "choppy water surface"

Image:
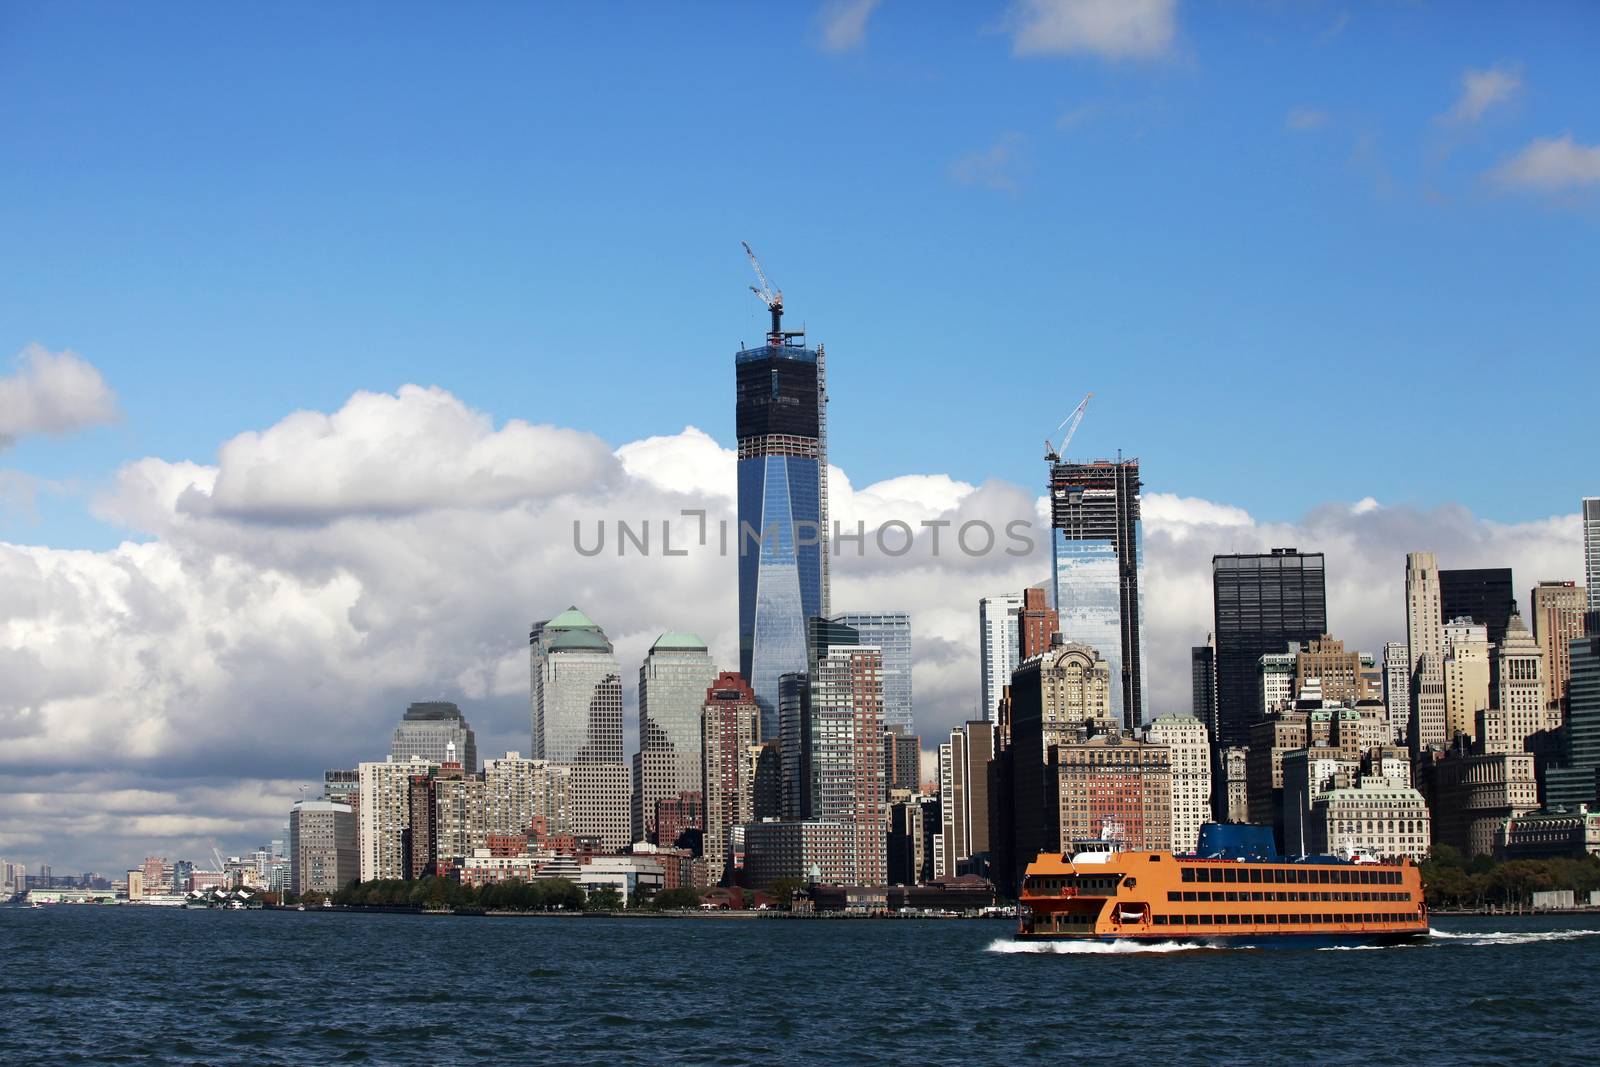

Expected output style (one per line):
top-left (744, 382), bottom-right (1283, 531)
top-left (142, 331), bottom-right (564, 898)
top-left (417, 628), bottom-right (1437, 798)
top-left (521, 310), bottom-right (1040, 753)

top-left (1, 909), bottom-right (1593, 1065)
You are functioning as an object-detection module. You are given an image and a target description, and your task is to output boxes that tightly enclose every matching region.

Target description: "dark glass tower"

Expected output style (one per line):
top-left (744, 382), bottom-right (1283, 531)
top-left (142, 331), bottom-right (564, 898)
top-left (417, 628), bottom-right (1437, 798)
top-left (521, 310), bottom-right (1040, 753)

top-left (1439, 567), bottom-right (1515, 648)
top-left (736, 297), bottom-right (828, 740)
top-left (1211, 548), bottom-right (1328, 749)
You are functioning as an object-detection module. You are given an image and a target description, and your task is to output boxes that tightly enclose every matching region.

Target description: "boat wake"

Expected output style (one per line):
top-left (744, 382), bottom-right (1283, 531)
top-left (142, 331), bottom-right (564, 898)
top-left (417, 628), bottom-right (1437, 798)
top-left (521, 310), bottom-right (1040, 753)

top-left (1427, 927), bottom-right (1600, 946)
top-left (986, 938), bottom-right (1232, 955)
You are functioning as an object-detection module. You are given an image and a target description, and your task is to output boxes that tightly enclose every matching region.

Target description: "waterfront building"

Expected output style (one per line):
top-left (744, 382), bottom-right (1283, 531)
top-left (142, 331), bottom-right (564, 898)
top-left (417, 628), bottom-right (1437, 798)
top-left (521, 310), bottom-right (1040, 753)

top-left (979, 594), bottom-right (1024, 724)
top-left (1306, 777), bottom-right (1430, 861)
top-left (1144, 715), bottom-right (1212, 853)
top-left (1442, 618), bottom-right (1491, 744)
top-left (1440, 567), bottom-right (1516, 653)
top-left (1545, 633), bottom-right (1600, 809)
top-left (357, 756), bottom-right (437, 881)
top-left (702, 673), bottom-right (760, 885)
top-left (1586, 498), bottom-right (1600, 612)
top-left (529, 607), bottom-right (628, 852)
top-left (433, 757), bottom-right (486, 866)
top-left (1212, 549), bottom-right (1328, 749)
top-left (578, 854), bottom-right (666, 906)
top-left (736, 301), bottom-right (829, 739)
top-left (1497, 610), bottom-right (1551, 752)
top-left (1018, 586), bottom-right (1059, 661)
top-left (390, 701), bottom-right (478, 772)
top-left (406, 771), bottom-right (439, 878)
top-left (481, 753), bottom-right (572, 838)
top-left (288, 800), bottom-right (356, 896)
top-left (1055, 734), bottom-right (1171, 853)
top-left (1382, 641), bottom-right (1410, 746)
top-left (1497, 808), bottom-right (1600, 860)
top-left (1406, 552), bottom-right (1448, 753)
top-left (1419, 743), bottom-right (1539, 857)
top-left (632, 633), bottom-right (718, 844)
top-left (884, 728), bottom-right (921, 796)
top-left (1531, 580), bottom-right (1587, 714)
top-left (1050, 458), bottom-right (1145, 729)
top-left (831, 612), bottom-right (912, 732)
top-left (741, 819), bottom-right (854, 889)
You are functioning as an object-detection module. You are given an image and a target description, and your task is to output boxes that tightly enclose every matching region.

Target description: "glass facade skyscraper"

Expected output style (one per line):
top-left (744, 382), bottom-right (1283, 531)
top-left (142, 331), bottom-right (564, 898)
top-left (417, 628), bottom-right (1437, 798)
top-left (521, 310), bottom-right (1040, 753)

top-left (1049, 458), bottom-right (1145, 730)
top-left (1211, 548), bottom-right (1328, 749)
top-left (830, 611), bottom-right (912, 732)
top-left (737, 335), bottom-right (828, 739)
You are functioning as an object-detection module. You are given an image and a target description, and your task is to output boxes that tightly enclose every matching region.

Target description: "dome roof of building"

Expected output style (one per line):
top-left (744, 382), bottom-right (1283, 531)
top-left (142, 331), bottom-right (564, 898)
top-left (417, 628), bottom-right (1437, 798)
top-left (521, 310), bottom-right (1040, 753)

top-left (651, 632), bottom-right (707, 652)
top-left (549, 628), bottom-right (612, 653)
top-left (545, 605), bottom-right (599, 631)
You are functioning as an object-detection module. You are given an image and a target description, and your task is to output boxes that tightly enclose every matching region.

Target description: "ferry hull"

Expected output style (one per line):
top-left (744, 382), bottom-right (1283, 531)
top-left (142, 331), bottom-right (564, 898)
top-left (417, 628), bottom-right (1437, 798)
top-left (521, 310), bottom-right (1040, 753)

top-left (1014, 929), bottom-right (1427, 948)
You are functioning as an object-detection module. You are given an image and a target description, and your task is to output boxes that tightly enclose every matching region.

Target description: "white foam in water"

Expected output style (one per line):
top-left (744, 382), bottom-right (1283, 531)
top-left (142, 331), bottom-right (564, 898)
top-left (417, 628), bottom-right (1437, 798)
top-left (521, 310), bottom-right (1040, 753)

top-left (1427, 927), bottom-right (1600, 946)
top-left (986, 938), bottom-right (1234, 955)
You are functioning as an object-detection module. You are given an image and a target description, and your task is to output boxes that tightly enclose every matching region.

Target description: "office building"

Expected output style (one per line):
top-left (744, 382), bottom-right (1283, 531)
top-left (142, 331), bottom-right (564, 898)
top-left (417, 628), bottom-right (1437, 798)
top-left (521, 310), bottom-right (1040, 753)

top-left (632, 633), bottom-right (718, 844)
top-left (1259, 648), bottom-right (1297, 715)
top-left (1439, 567), bottom-right (1515, 652)
top-left (1496, 609), bottom-right (1550, 752)
top-left (1212, 549), bottom-right (1327, 749)
top-left (482, 753), bottom-right (572, 838)
top-left (1586, 498), bottom-right (1600, 611)
top-left (1545, 634), bottom-right (1600, 810)
top-left (1221, 746), bottom-right (1249, 823)
top-left (884, 728), bottom-right (921, 796)
top-left (1191, 637), bottom-right (1216, 729)
top-left (937, 720), bottom-right (996, 877)
top-left (1420, 746), bottom-right (1538, 858)
top-left (1382, 641), bottom-right (1410, 747)
top-left (530, 607), bottom-right (628, 851)
top-left (887, 793), bottom-right (937, 885)
top-left (742, 820), bottom-right (853, 889)
top-left (831, 611), bottom-right (912, 732)
top-left (1056, 735), bottom-right (1171, 853)
top-left (702, 672), bottom-right (760, 885)
top-left (358, 756), bottom-right (437, 882)
top-left (1531, 580), bottom-right (1587, 713)
top-left (289, 800), bottom-right (356, 897)
top-left (1305, 777), bottom-right (1430, 861)
top-left (1145, 715), bottom-right (1212, 853)
top-left (1442, 618), bottom-right (1491, 745)
top-left (1405, 552), bottom-right (1448, 753)
top-left (390, 701), bottom-right (477, 772)
top-left (979, 594), bottom-right (1024, 724)
top-left (1280, 746), bottom-right (1361, 856)
top-left (1050, 457), bottom-right (1145, 729)
top-left (1294, 635), bottom-right (1372, 706)
top-left (736, 298), bottom-right (828, 738)
top-left (1019, 586), bottom-right (1059, 661)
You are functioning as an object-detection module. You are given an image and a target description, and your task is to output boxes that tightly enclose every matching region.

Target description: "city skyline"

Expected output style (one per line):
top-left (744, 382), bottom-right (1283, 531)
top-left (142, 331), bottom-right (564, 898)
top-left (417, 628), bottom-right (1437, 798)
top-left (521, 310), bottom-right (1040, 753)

top-left (2, 3), bottom-right (1597, 874)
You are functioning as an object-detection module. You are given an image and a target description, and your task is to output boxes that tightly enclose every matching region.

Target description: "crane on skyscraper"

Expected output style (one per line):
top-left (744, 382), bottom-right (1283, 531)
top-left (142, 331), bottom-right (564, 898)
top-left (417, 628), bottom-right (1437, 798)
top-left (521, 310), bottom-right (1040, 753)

top-left (1045, 393), bottom-right (1092, 463)
top-left (742, 240), bottom-right (800, 346)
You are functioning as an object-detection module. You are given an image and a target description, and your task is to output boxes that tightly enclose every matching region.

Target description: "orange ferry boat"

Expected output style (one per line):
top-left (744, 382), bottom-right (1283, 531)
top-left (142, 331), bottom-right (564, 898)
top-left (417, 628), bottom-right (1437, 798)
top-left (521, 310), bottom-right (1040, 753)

top-left (1017, 824), bottom-right (1428, 946)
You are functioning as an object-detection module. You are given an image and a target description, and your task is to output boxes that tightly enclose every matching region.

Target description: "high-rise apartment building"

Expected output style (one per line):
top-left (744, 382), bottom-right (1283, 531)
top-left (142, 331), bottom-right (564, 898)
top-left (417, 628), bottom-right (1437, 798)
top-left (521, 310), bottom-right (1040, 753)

top-left (979, 594), bottom-right (1023, 724)
top-left (1144, 715), bottom-right (1212, 853)
top-left (357, 756), bottom-right (437, 882)
top-left (1496, 610), bottom-right (1549, 751)
top-left (1585, 498), bottom-right (1600, 611)
top-left (1531, 580), bottom-right (1587, 713)
top-left (702, 672), bottom-right (760, 885)
top-left (736, 303), bottom-right (828, 738)
top-left (937, 721), bottom-right (996, 877)
top-left (432, 759), bottom-right (486, 866)
top-left (632, 633), bottom-right (718, 844)
top-left (1405, 552), bottom-right (1448, 753)
top-left (884, 728), bottom-right (921, 795)
top-left (1442, 618), bottom-right (1491, 744)
top-left (481, 753), bottom-right (571, 838)
top-left (830, 612), bottom-right (912, 732)
top-left (1018, 586), bottom-right (1059, 661)
top-left (529, 607), bottom-right (627, 851)
top-left (390, 701), bottom-right (477, 772)
top-left (1382, 641), bottom-right (1410, 746)
top-left (1050, 459), bottom-right (1145, 729)
top-left (288, 800), bottom-right (356, 896)
top-left (1439, 567), bottom-right (1515, 652)
top-left (1212, 549), bottom-right (1328, 749)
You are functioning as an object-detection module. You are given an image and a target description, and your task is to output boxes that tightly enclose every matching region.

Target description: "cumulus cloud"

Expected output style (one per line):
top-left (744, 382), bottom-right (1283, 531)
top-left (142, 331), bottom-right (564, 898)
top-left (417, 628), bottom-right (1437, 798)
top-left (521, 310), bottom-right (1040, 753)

top-left (817, 0), bottom-right (881, 53)
top-left (949, 132), bottom-right (1029, 194)
top-left (1439, 64), bottom-right (1521, 125)
top-left (1285, 107), bottom-right (1329, 131)
top-left (1005, 0), bottom-right (1177, 61)
top-left (1489, 134), bottom-right (1600, 194)
top-left (0, 345), bottom-right (118, 450)
top-left (0, 383), bottom-right (1584, 871)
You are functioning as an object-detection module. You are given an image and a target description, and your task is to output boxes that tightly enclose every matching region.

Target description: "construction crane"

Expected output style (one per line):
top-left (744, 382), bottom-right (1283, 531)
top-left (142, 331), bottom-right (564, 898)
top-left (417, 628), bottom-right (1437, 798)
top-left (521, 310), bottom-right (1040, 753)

top-left (741, 240), bottom-right (803, 347)
top-left (1044, 392), bottom-right (1092, 463)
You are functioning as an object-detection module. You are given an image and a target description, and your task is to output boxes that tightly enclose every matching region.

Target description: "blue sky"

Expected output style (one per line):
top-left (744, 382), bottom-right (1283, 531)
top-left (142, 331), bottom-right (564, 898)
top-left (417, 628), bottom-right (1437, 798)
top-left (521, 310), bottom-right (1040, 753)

top-left (2, 1), bottom-right (1596, 551)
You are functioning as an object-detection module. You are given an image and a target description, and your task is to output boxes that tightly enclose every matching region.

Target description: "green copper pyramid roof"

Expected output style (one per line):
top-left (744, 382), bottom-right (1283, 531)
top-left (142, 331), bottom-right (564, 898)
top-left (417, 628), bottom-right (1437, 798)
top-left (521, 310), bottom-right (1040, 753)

top-left (651, 631), bottom-right (707, 652)
top-left (545, 606), bottom-right (598, 631)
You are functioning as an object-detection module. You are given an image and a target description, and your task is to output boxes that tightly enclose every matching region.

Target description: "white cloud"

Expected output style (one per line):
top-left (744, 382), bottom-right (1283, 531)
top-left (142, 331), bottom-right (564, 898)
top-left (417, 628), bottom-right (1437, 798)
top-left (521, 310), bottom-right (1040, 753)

top-left (0, 383), bottom-right (1585, 871)
top-left (1286, 107), bottom-right (1329, 131)
top-left (1440, 64), bottom-right (1521, 125)
top-left (817, 0), bottom-right (881, 53)
top-left (1005, 0), bottom-right (1177, 61)
top-left (1490, 134), bottom-right (1600, 194)
top-left (949, 132), bottom-right (1028, 194)
top-left (0, 345), bottom-right (118, 450)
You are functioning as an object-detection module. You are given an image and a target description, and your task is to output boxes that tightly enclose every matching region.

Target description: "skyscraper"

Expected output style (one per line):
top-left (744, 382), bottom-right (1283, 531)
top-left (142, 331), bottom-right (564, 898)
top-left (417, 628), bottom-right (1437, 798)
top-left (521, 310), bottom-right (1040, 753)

top-left (1442, 618), bottom-right (1490, 744)
top-left (979, 594), bottom-right (1023, 724)
top-left (1439, 567), bottom-right (1515, 652)
top-left (529, 607), bottom-right (628, 850)
top-left (1050, 458), bottom-right (1145, 729)
top-left (288, 800), bottom-right (356, 897)
top-left (1018, 586), bottom-right (1059, 661)
top-left (701, 672), bottom-right (760, 885)
top-left (1585, 498), bottom-right (1600, 611)
top-left (1531, 580), bottom-right (1587, 713)
top-left (632, 633), bottom-right (718, 844)
top-left (830, 611), bottom-right (912, 732)
top-left (1144, 714), bottom-right (1212, 853)
top-left (1496, 608), bottom-right (1549, 751)
top-left (736, 294), bottom-right (828, 739)
top-left (1191, 637), bottom-right (1215, 732)
top-left (390, 702), bottom-right (477, 772)
top-left (1382, 641), bottom-right (1410, 746)
top-left (1211, 549), bottom-right (1328, 749)
top-left (1544, 633), bottom-right (1600, 809)
top-left (1405, 552), bottom-right (1447, 753)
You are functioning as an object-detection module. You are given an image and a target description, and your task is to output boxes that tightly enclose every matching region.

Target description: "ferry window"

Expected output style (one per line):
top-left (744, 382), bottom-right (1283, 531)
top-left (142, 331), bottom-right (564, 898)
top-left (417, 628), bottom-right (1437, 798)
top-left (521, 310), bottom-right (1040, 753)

top-left (1185, 915), bottom-right (1199, 926)
top-left (1248, 869), bottom-right (1262, 883)
top-left (1223, 868), bottom-right (1237, 883)
top-left (1168, 891), bottom-right (1180, 901)
top-left (1226, 914), bottom-right (1241, 925)
top-left (1185, 891), bottom-right (1198, 902)
top-left (1153, 915), bottom-right (1167, 925)
top-left (1182, 868), bottom-right (1195, 883)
